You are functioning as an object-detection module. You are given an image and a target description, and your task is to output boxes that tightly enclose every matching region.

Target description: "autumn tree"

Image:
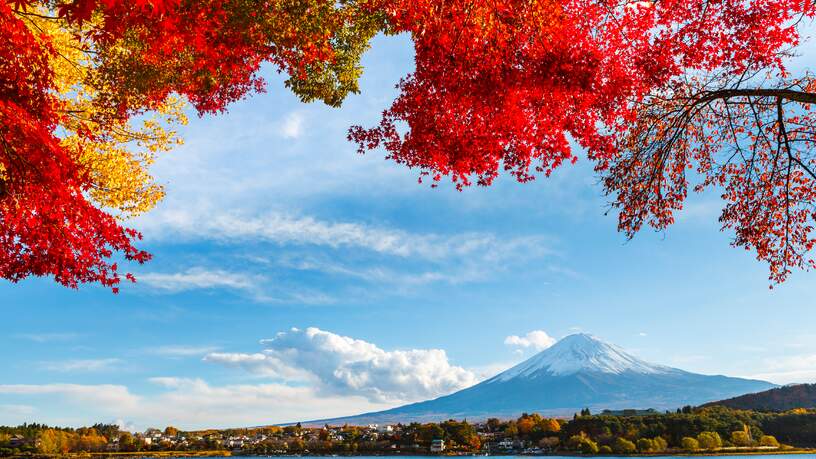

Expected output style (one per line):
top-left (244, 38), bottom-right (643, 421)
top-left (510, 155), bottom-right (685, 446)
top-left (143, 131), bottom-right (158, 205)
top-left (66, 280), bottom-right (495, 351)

top-left (540, 418), bottom-right (561, 434)
top-left (697, 431), bottom-right (723, 450)
top-left (731, 429), bottom-right (753, 446)
top-left (351, 0), bottom-right (816, 283)
top-left (2, 0), bottom-right (384, 290)
top-left (681, 437), bottom-right (699, 451)
top-left (4, 0), bottom-right (816, 289)
top-left (636, 438), bottom-right (655, 452)
top-left (569, 434), bottom-right (599, 454)
top-left (612, 437), bottom-right (636, 454)
top-left (759, 435), bottom-right (780, 447)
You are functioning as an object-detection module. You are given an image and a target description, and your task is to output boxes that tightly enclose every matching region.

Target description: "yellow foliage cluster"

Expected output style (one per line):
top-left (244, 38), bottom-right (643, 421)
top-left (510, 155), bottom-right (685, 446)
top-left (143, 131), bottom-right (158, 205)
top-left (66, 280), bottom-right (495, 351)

top-left (38, 428), bottom-right (108, 454)
top-left (21, 6), bottom-right (188, 218)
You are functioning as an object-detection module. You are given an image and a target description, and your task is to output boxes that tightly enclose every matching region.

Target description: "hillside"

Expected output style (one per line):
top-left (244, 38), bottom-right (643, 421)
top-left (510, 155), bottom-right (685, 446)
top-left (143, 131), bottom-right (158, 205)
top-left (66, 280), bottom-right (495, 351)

top-left (704, 383), bottom-right (816, 411)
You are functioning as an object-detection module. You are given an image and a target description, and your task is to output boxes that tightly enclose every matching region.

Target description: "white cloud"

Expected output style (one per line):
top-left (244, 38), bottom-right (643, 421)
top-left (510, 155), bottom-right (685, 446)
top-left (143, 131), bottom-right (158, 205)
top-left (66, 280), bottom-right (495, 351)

top-left (38, 358), bottom-right (121, 372)
top-left (140, 211), bottom-right (550, 263)
top-left (14, 333), bottom-right (79, 343)
top-left (134, 265), bottom-right (337, 304)
top-left (0, 380), bottom-right (389, 430)
top-left (128, 213), bottom-right (557, 303)
top-left (147, 345), bottom-right (221, 357)
top-left (504, 330), bottom-right (556, 352)
top-left (205, 327), bottom-right (478, 403)
top-left (0, 384), bottom-right (140, 409)
top-left (137, 268), bottom-right (260, 293)
top-left (0, 404), bottom-right (35, 416)
top-left (279, 112), bottom-right (304, 139)
top-left (201, 352), bottom-right (307, 378)
top-left (751, 354), bottom-right (816, 385)
top-left (278, 256), bottom-right (487, 287)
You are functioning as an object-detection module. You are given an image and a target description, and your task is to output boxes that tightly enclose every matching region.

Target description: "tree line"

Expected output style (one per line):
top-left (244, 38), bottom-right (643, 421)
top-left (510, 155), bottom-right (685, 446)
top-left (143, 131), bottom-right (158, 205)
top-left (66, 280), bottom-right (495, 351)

top-left (2, 406), bottom-right (816, 456)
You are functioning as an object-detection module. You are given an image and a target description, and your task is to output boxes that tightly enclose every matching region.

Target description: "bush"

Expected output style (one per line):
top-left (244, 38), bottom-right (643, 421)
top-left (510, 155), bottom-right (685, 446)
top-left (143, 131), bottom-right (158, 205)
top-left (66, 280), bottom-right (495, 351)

top-left (759, 435), bottom-right (780, 448)
top-left (637, 438), bottom-right (655, 452)
top-left (731, 430), bottom-right (753, 447)
top-left (681, 437), bottom-right (699, 451)
top-left (568, 434), bottom-right (598, 454)
top-left (580, 439), bottom-right (599, 455)
top-left (652, 436), bottom-right (668, 451)
top-left (599, 445), bottom-right (613, 454)
top-left (613, 437), bottom-right (637, 454)
top-left (697, 432), bottom-right (722, 450)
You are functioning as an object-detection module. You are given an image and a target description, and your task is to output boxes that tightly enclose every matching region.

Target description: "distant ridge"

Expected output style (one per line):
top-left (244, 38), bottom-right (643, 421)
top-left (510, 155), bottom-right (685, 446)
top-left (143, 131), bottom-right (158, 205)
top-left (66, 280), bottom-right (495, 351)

top-left (306, 333), bottom-right (776, 425)
top-left (704, 383), bottom-right (816, 411)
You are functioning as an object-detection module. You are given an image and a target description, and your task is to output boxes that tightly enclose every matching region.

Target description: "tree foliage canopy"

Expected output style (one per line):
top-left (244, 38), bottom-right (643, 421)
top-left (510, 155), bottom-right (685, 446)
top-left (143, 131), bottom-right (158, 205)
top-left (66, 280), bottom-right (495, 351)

top-left (2, 0), bottom-right (816, 289)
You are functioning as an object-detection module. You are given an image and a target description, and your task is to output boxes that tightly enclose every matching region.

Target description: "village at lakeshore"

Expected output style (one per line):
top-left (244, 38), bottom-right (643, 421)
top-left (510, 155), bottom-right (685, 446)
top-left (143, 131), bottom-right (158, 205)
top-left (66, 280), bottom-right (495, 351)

top-left (4, 335), bottom-right (816, 458)
top-left (4, 404), bottom-right (816, 458)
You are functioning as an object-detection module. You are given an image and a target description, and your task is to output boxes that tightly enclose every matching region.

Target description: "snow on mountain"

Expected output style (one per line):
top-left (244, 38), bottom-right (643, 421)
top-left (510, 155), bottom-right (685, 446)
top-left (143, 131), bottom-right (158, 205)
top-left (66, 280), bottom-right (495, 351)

top-left (306, 333), bottom-right (777, 426)
top-left (494, 333), bottom-right (671, 380)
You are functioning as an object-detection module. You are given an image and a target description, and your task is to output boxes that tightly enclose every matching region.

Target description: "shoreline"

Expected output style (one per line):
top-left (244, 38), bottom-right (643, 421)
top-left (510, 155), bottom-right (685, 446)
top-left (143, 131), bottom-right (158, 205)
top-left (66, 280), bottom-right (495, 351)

top-left (5, 449), bottom-right (816, 459)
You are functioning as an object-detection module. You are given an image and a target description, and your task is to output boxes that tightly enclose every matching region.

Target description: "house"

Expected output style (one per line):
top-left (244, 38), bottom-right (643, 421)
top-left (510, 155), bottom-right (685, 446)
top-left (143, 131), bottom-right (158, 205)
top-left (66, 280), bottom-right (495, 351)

top-left (9, 435), bottom-right (26, 448)
top-left (497, 438), bottom-right (515, 450)
top-left (105, 437), bottom-right (120, 452)
top-left (430, 438), bottom-right (445, 453)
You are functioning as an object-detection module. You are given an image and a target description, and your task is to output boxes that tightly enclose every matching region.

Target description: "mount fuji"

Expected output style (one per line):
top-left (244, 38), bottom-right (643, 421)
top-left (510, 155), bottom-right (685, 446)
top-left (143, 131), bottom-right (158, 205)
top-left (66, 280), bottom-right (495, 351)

top-left (313, 334), bottom-right (775, 425)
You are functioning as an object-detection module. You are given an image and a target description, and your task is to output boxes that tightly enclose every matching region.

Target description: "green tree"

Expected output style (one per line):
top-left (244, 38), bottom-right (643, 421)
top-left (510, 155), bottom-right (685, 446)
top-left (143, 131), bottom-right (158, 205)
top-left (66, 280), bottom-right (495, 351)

top-left (568, 434), bottom-right (598, 454)
top-left (681, 437), bottom-right (699, 451)
top-left (504, 422), bottom-right (518, 437)
top-left (119, 432), bottom-right (136, 452)
top-left (612, 437), bottom-right (637, 454)
top-left (697, 432), bottom-right (722, 450)
top-left (579, 438), bottom-right (599, 454)
top-left (731, 430), bottom-right (753, 447)
top-left (637, 438), bottom-right (655, 452)
top-left (652, 436), bottom-right (668, 451)
top-left (759, 435), bottom-right (780, 447)
top-left (486, 418), bottom-right (503, 432)
top-left (37, 430), bottom-right (58, 454)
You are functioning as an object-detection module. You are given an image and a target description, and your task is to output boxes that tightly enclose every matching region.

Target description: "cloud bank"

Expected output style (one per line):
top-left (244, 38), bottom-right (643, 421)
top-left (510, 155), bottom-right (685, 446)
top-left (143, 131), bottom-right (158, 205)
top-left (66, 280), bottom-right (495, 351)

top-left (0, 379), bottom-right (388, 430)
top-left (205, 327), bottom-right (478, 403)
top-left (504, 330), bottom-right (556, 352)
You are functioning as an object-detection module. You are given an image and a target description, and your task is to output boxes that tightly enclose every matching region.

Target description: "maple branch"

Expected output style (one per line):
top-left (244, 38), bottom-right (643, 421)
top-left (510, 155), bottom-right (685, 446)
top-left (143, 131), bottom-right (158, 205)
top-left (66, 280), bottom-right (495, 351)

top-left (697, 88), bottom-right (816, 105)
top-left (778, 97), bottom-right (793, 269)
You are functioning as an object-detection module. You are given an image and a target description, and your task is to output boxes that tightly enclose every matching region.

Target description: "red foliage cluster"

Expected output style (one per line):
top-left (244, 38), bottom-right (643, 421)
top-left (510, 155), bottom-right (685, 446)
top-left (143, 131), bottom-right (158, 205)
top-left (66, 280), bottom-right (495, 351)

top-left (2, 0), bottom-right (363, 290)
top-left (350, 0), bottom-right (816, 282)
top-left (0, 3), bottom-right (148, 290)
top-left (2, 0), bottom-right (816, 289)
top-left (40, 0), bottom-right (347, 116)
top-left (351, 0), bottom-right (808, 187)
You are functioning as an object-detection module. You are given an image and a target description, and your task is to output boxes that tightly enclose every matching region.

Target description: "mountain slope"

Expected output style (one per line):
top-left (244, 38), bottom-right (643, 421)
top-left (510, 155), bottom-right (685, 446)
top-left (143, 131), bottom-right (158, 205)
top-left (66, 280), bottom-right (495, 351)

top-left (311, 334), bottom-right (776, 425)
top-left (704, 383), bottom-right (816, 411)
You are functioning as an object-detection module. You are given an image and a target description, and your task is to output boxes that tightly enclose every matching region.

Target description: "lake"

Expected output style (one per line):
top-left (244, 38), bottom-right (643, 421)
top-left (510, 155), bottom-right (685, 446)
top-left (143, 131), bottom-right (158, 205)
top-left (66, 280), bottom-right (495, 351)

top-left (135, 455), bottom-right (816, 459)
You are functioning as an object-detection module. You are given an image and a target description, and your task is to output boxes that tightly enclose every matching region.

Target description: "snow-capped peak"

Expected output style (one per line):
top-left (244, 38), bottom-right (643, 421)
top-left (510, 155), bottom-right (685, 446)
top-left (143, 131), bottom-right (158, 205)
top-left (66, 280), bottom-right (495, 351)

top-left (494, 333), bottom-right (672, 381)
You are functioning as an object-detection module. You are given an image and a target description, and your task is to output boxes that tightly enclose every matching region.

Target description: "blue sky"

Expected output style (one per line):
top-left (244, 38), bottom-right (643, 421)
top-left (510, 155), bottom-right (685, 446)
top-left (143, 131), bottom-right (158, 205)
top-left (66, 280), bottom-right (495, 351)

top-left (2, 28), bottom-right (816, 430)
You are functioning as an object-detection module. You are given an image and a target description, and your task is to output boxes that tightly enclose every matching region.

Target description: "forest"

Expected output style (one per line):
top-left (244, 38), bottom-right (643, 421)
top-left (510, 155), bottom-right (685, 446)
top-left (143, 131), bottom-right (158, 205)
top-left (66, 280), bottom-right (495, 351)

top-left (2, 406), bottom-right (816, 456)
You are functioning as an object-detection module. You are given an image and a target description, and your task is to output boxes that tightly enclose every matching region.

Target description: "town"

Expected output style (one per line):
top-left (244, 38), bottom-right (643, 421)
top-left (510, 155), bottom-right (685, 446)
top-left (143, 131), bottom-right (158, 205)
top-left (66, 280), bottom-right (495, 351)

top-left (2, 406), bottom-right (815, 457)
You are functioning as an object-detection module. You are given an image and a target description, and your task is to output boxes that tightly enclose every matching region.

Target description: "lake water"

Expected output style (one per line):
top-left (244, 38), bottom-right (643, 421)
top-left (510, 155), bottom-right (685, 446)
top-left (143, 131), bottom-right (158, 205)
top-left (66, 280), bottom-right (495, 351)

top-left (139, 455), bottom-right (816, 459)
